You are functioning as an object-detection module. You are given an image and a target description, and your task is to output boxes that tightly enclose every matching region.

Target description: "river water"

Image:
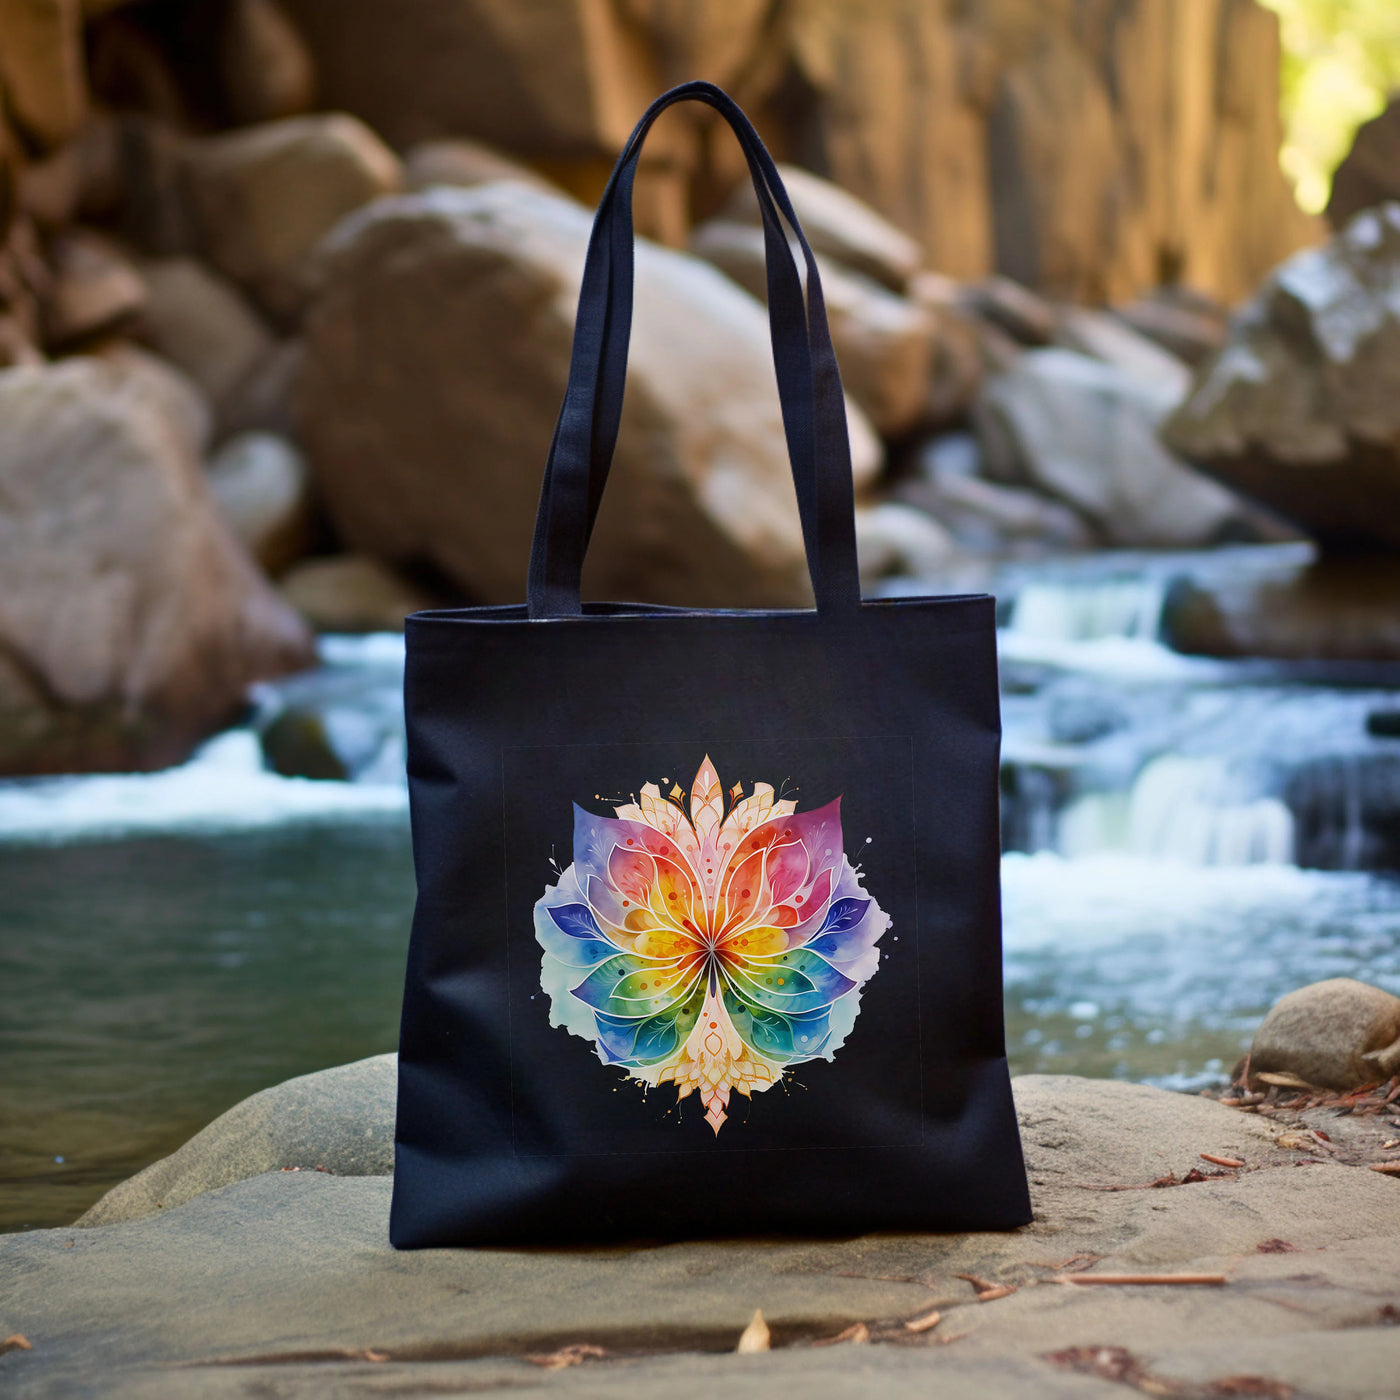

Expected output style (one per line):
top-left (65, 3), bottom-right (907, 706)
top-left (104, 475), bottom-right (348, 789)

top-left (4, 556), bottom-right (1400, 1231)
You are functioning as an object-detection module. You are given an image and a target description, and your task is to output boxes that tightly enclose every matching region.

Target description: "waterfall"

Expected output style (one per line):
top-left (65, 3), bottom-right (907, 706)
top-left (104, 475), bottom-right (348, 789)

top-left (1055, 755), bottom-right (1295, 865)
top-left (1007, 579), bottom-right (1167, 642)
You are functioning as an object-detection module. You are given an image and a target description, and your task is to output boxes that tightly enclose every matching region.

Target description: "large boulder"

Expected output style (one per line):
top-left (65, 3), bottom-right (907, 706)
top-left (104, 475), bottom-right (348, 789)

top-left (1246, 978), bottom-right (1400, 1092)
top-left (184, 112), bottom-right (403, 319)
top-left (299, 183), bottom-right (881, 610)
top-left (978, 348), bottom-right (1247, 548)
top-left (1328, 97), bottom-right (1400, 229)
top-left (0, 356), bottom-right (313, 774)
top-left (1162, 204), bottom-right (1400, 554)
top-left (690, 218), bottom-right (934, 436)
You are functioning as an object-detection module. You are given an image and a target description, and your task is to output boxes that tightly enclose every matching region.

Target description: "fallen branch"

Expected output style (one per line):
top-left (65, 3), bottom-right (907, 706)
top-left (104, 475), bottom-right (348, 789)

top-left (956, 1273), bottom-right (1017, 1301)
top-left (1053, 1272), bottom-right (1227, 1287)
top-left (526, 1343), bottom-right (607, 1370)
top-left (903, 1307), bottom-right (942, 1334)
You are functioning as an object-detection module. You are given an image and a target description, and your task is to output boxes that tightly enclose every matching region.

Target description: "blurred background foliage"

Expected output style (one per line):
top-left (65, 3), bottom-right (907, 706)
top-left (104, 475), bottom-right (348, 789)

top-left (1264, 0), bottom-right (1400, 211)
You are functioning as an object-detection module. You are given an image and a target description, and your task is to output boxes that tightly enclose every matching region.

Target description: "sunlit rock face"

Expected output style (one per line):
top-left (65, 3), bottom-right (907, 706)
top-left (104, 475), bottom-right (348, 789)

top-left (1162, 203), bottom-right (1400, 554)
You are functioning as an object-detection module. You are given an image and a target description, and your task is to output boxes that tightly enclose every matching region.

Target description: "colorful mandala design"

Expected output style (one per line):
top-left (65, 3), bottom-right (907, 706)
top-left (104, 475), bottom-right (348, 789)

top-left (534, 757), bottom-right (889, 1134)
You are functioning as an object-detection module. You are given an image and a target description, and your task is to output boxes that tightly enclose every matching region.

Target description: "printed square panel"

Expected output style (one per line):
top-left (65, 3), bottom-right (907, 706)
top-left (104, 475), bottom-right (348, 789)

top-left (501, 736), bottom-right (921, 1156)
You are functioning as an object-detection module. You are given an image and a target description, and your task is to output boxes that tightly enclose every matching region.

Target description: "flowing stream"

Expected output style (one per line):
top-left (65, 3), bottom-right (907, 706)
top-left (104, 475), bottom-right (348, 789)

top-left (4, 556), bottom-right (1400, 1230)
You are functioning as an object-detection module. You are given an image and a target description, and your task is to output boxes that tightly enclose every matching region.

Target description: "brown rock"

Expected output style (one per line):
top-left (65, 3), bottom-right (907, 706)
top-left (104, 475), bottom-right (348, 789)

top-left (206, 431), bottom-right (313, 575)
top-left (0, 357), bottom-right (313, 774)
top-left (1247, 978), bottom-right (1400, 1092)
top-left (136, 256), bottom-right (275, 419)
top-left (220, 336), bottom-right (302, 439)
top-left (40, 228), bottom-right (146, 347)
top-left (1328, 96), bottom-right (1400, 229)
top-left (1052, 305), bottom-right (1192, 400)
top-left (403, 138), bottom-right (560, 195)
top-left (219, 0), bottom-right (317, 125)
top-left (109, 116), bottom-right (198, 256)
top-left (1161, 203), bottom-right (1400, 554)
top-left (1113, 290), bottom-right (1227, 368)
top-left (958, 276), bottom-right (1055, 346)
top-left (720, 162), bottom-right (921, 292)
top-left (691, 218), bottom-right (933, 435)
top-left (853, 502), bottom-right (957, 585)
top-left (279, 0), bottom-right (671, 155)
top-left (185, 112), bottom-right (403, 320)
top-left (92, 341), bottom-right (213, 460)
top-left (280, 554), bottom-right (433, 633)
top-left (764, 0), bottom-right (1313, 303)
top-left (300, 183), bottom-right (881, 610)
top-left (1162, 553), bottom-right (1400, 662)
top-left (979, 348), bottom-right (1246, 548)
top-left (0, 0), bottom-right (87, 150)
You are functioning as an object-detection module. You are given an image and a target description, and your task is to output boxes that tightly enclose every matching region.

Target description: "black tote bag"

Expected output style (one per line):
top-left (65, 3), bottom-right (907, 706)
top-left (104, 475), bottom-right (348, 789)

top-left (390, 81), bottom-right (1030, 1248)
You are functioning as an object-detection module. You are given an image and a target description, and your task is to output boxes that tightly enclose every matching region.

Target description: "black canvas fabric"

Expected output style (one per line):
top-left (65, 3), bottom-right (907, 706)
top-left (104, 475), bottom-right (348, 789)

top-left (390, 81), bottom-right (1030, 1248)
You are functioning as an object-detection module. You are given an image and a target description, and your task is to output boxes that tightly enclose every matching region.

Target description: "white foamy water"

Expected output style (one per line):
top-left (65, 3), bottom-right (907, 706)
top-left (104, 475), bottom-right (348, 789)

top-left (0, 730), bottom-right (407, 844)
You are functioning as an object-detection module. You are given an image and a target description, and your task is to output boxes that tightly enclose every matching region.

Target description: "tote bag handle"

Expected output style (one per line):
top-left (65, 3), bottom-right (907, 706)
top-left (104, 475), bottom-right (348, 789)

top-left (526, 80), bottom-right (862, 619)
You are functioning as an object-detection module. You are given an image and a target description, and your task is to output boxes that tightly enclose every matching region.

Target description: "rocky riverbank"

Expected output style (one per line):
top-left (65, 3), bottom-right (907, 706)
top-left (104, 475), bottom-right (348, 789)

top-left (2, 1056), bottom-right (1397, 1399)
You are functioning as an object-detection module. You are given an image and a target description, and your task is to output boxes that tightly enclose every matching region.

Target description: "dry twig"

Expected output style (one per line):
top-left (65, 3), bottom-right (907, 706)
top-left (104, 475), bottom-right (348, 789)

top-left (735, 1309), bottom-right (770, 1354)
top-left (903, 1307), bottom-right (942, 1334)
top-left (1054, 1272), bottom-right (1227, 1287)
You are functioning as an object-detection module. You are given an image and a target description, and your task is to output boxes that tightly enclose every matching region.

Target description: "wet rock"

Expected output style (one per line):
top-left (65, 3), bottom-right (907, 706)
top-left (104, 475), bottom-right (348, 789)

top-left (1285, 754), bottom-right (1400, 873)
top-left (691, 219), bottom-right (935, 435)
top-left (1162, 204), bottom-right (1400, 554)
top-left (0, 0), bottom-right (87, 151)
top-left (1247, 978), bottom-right (1400, 1091)
top-left (78, 1054), bottom-right (396, 1227)
top-left (279, 554), bottom-right (431, 633)
top-left (219, 0), bottom-right (317, 126)
top-left (136, 258), bottom-right (274, 423)
top-left (185, 112), bottom-right (403, 320)
top-left (854, 502), bottom-right (957, 584)
top-left (979, 348), bottom-right (1246, 548)
top-left (258, 704), bottom-right (347, 780)
top-left (300, 183), bottom-right (880, 610)
top-left (1369, 710), bottom-right (1400, 739)
top-left (206, 431), bottom-right (312, 575)
top-left (40, 228), bottom-right (146, 347)
top-left (403, 138), bottom-right (558, 195)
top-left (1162, 556), bottom-right (1400, 662)
top-left (0, 357), bottom-right (313, 774)
top-left (1328, 96), bottom-right (1400, 229)
top-left (721, 162), bottom-right (922, 292)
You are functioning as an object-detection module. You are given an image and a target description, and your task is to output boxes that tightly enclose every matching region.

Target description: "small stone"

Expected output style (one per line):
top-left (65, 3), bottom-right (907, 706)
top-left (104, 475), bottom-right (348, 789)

top-left (959, 276), bottom-right (1056, 346)
top-left (1247, 979), bottom-right (1400, 1092)
top-left (403, 138), bottom-right (558, 195)
top-left (41, 229), bottom-right (146, 347)
top-left (206, 431), bottom-right (313, 575)
top-left (279, 554), bottom-right (432, 633)
top-left (136, 257), bottom-right (275, 420)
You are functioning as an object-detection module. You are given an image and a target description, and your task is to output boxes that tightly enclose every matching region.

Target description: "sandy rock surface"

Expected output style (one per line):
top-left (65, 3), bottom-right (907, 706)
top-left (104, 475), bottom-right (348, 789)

top-left (4, 1064), bottom-right (1396, 1398)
